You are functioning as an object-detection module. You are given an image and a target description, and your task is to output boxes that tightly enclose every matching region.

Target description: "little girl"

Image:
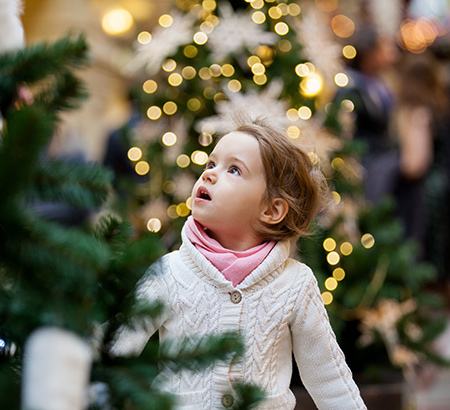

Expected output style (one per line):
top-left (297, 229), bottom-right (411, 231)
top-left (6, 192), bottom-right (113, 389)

top-left (112, 117), bottom-right (367, 409)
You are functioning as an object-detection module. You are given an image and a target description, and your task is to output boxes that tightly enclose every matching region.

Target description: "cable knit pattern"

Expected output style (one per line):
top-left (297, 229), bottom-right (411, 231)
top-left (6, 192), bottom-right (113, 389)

top-left (112, 226), bottom-right (367, 410)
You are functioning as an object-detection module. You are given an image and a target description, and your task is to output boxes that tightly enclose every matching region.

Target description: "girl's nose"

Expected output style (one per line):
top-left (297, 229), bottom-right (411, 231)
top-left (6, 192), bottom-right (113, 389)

top-left (202, 168), bottom-right (217, 183)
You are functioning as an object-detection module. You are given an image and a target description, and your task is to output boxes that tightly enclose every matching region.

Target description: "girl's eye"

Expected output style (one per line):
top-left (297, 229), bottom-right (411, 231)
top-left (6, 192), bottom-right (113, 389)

top-left (205, 161), bottom-right (215, 169)
top-left (229, 166), bottom-right (241, 175)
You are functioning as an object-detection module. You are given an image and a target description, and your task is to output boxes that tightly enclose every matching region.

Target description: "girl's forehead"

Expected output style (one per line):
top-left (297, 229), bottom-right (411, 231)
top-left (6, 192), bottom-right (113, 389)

top-left (214, 131), bottom-right (257, 151)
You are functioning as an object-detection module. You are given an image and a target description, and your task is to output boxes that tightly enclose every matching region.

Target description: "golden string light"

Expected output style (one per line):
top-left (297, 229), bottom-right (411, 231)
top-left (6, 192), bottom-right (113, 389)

top-left (199, 67), bottom-right (212, 80)
top-left (176, 203), bottom-right (190, 217)
top-left (274, 22), bottom-right (289, 36)
top-left (278, 39), bottom-right (292, 52)
top-left (250, 0), bottom-right (264, 9)
top-left (167, 205), bottom-right (178, 219)
top-left (199, 132), bottom-right (213, 146)
top-left (176, 154), bottom-right (190, 168)
top-left (252, 11), bottom-right (266, 24)
top-left (163, 101), bottom-right (177, 115)
top-left (162, 59), bottom-right (177, 72)
top-left (227, 79), bottom-right (242, 93)
top-left (331, 157), bottom-right (345, 171)
top-left (340, 242), bottom-right (353, 256)
top-left (361, 233), bottom-right (375, 249)
top-left (298, 106), bottom-right (312, 120)
top-left (137, 31), bottom-right (152, 44)
top-left (327, 251), bottom-right (340, 265)
top-left (187, 98), bottom-right (202, 111)
top-left (322, 291), bottom-right (333, 305)
top-left (333, 267), bottom-right (345, 281)
top-left (135, 161), bottom-right (150, 175)
top-left (340, 99), bottom-right (354, 112)
top-left (162, 132), bottom-right (177, 146)
top-left (323, 237), bottom-right (336, 252)
top-left (102, 8), bottom-right (133, 35)
top-left (127, 147), bottom-right (142, 161)
top-left (191, 150), bottom-right (208, 165)
top-left (334, 73), bottom-right (349, 87)
top-left (342, 45), bottom-right (357, 59)
top-left (193, 32), bottom-right (208, 45)
top-left (147, 218), bottom-right (162, 233)
top-left (143, 80), bottom-right (157, 94)
top-left (299, 72), bottom-right (323, 97)
top-left (286, 125), bottom-right (300, 139)
top-left (184, 45), bottom-right (198, 58)
top-left (325, 277), bottom-right (338, 291)
top-left (221, 64), bottom-right (235, 77)
top-left (162, 180), bottom-right (176, 194)
top-left (182, 66), bottom-right (196, 79)
top-left (331, 191), bottom-right (341, 204)
top-left (286, 108), bottom-right (299, 122)
top-left (159, 14), bottom-right (173, 28)
top-left (210, 64), bottom-right (221, 77)
top-left (147, 106), bottom-right (162, 120)
top-left (168, 73), bottom-right (183, 86)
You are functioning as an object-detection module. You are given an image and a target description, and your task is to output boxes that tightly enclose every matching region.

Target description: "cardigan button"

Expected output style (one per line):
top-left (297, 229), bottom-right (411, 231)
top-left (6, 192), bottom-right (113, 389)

top-left (221, 394), bottom-right (234, 408)
top-left (230, 291), bottom-right (242, 304)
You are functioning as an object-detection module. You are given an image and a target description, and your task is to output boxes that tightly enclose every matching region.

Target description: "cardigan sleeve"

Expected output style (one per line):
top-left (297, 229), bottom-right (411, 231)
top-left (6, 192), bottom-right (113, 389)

top-left (110, 258), bottom-right (170, 357)
top-left (291, 267), bottom-right (367, 410)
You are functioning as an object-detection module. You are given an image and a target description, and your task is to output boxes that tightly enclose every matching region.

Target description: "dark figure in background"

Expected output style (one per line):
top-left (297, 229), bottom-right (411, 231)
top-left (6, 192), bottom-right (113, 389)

top-left (396, 52), bottom-right (450, 276)
top-left (336, 25), bottom-right (399, 203)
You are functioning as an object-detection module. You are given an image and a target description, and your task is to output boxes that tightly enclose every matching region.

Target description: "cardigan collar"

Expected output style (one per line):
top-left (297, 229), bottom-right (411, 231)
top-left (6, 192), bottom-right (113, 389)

top-left (180, 223), bottom-right (290, 290)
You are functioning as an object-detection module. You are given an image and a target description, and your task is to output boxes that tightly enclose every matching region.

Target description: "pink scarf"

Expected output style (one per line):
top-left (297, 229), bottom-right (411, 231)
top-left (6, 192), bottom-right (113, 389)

top-left (185, 216), bottom-right (276, 287)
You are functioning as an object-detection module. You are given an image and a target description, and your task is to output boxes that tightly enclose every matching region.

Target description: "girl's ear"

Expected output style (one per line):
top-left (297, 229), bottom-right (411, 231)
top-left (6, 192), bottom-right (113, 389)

top-left (260, 198), bottom-right (288, 225)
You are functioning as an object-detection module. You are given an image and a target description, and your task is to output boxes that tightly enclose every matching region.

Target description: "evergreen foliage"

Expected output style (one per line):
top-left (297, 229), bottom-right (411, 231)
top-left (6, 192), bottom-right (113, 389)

top-left (0, 34), bottom-right (260, 409)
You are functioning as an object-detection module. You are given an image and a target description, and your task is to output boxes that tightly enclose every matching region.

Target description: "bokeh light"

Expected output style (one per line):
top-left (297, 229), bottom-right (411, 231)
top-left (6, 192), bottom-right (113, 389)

top-left (361, 233), bottom-right (375, 249)
top-left (162, 132), bottom-right (177, 146)
top-left (102, 8), bottom-right (133, 35)
top-left (147, 218), bottom-right (162, 233)
top-left (135, 161), bottom-right (150, 175)
top-left (322, 291), bottom-right (333, 305)
top-left (331, 14), bottom-right (355, 38)
top-left (323, 237), bottom-right (336, 252)
top-left (127, 147), bottom-right (142, 161)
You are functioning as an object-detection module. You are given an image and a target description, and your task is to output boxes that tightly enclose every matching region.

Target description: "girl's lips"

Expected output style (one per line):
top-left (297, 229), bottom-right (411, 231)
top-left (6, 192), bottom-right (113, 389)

top-left (196, 186), bottom-right (211, 200)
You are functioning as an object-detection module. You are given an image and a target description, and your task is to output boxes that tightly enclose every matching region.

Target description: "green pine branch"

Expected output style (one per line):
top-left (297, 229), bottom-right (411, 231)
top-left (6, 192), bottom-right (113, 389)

top-left (0, 33), bottom-right (89, 103)
top-left (29, 158), bottom-right (112, 210)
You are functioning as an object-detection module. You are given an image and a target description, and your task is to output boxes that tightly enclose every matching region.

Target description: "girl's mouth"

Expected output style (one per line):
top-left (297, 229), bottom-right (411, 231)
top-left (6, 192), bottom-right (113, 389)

top-left (197, 187), bottom-right (211, 200)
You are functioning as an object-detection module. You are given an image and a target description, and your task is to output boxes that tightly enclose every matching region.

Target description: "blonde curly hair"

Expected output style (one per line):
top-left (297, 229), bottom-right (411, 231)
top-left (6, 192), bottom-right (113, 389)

top-left (220, 115), bottom-right (328, 241)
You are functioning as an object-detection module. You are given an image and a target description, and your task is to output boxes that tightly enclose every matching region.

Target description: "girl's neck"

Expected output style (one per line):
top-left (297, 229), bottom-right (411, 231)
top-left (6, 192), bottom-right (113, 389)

top-left (208, 229), bottom-right (264, 251)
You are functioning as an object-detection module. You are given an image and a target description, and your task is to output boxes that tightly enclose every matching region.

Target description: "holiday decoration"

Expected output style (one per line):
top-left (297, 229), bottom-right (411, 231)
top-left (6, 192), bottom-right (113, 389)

top-left (107, 0), bottom-right (450, 382)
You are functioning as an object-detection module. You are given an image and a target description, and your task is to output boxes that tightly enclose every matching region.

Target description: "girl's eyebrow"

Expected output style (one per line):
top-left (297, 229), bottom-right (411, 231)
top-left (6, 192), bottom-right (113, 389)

top-left (229, 156), bottom-right (250, 173)
top-left (208, 153), bottom-right (250, 173)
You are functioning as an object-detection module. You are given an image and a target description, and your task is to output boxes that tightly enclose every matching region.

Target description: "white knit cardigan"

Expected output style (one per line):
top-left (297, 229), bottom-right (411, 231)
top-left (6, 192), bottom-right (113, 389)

top-left (112, 227), bottom-right (367, 410)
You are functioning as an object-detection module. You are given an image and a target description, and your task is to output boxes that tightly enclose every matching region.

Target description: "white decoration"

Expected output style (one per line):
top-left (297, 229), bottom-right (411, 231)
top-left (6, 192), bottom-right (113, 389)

top-left (124, 11), bottom-right (196, 76)
top-left (22, 327), bottom-right (92, 410)
top-left (206, 3), bottom-right (277, 61)
top-left (294, 6), bottom-right (343, 86)
top-left (0, 0), bottom-right (25, 53)
top-left (196, 80), bottom-right (300, 133)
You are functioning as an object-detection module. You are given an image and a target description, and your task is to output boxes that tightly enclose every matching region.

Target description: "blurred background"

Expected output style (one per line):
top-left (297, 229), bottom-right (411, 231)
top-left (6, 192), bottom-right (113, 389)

top-left (3, 0), bottom-right (450, 409)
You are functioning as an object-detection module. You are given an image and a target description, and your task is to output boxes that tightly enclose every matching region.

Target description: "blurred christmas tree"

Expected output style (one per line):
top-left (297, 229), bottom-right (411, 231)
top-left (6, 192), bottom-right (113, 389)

top-left (0, 33), bottom-right (259, 409)
top-left (111, 0), bottom-right (449, 381)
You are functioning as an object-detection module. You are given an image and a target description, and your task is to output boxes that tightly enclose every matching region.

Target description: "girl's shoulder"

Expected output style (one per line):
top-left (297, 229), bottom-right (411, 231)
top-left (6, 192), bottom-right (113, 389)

top-left (279, 258), bottom-right (319, 294)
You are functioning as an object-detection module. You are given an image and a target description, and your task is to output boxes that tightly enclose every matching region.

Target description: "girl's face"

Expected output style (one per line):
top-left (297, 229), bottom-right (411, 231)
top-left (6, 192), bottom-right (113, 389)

top-left (191, 131), bottom-right (269, 250)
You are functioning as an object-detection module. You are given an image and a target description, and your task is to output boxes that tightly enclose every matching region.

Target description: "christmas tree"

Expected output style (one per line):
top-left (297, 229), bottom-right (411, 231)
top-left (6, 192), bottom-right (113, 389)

top-left (0, 33), bottom-right (261, 409)
top-left (108, 0), bottom-right (450, 382)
